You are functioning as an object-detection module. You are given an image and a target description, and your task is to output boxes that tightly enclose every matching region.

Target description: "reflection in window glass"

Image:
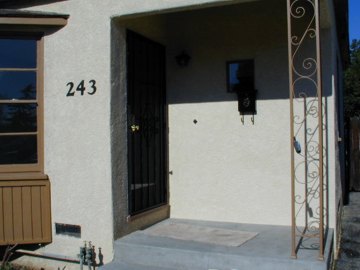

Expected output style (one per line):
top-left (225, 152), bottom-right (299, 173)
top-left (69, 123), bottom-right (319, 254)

top-left (0, 38), bottom-right (36, 68)
top-left (0, 71), bottom-right (36, 100)
top-left (227, 60), bottom-right (254, 92)
top-left (0, 36), bottom-right (39, 167)
top-left (0, 135), bottom-right (37, 164)
top-left (0, 104), bottom-right (37, 133)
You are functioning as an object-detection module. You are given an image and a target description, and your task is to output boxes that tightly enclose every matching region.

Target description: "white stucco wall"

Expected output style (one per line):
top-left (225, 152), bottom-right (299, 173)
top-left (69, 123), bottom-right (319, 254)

top-left (9, 0), bottom-right (341, 268)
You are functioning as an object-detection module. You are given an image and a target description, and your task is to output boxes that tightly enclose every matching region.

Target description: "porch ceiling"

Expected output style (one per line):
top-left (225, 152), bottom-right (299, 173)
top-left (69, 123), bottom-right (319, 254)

top-left (116, 0), bottom-right (289, 46)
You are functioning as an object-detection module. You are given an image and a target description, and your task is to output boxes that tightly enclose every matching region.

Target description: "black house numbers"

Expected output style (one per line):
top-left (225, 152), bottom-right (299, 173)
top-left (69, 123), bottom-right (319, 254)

top-left (66, 80), bottom-right (97, 97)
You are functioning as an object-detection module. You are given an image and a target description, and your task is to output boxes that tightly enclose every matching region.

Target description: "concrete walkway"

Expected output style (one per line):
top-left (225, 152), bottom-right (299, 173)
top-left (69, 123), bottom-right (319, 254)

top-left (335, 192), bottom-right (360, 269)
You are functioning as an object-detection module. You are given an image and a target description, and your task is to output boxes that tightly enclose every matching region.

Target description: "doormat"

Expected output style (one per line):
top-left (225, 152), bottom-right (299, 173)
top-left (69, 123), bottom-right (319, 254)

top-left (142, 222), bottom-right (258, 247)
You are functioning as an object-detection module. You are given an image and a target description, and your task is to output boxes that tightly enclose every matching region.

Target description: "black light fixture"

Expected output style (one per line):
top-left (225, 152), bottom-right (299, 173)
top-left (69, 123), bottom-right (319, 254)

top-left (175, 51), bottom-right (191, 67)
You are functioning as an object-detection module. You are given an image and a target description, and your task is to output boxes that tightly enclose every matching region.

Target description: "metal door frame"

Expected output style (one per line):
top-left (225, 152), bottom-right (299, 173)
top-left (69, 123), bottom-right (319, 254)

top-left (126, 30), bottom-right (167, 216)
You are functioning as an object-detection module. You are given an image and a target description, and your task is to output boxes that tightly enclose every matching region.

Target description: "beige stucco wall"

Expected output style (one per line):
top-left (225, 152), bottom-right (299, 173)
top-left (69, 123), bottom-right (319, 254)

top-left (9, 0), bottom-right (341, 268)
top-left (15, 3), bottom-right (114, 269)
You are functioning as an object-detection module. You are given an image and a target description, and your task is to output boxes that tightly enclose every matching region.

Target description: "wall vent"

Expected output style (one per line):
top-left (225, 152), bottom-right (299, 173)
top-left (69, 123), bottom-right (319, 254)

top-left (55, 223), bottom-right (81, 238)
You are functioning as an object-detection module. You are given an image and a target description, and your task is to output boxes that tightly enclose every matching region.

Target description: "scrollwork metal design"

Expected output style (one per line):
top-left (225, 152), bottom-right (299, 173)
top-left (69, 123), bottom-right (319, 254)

top-left (287, 0), bottom-right (327, 260)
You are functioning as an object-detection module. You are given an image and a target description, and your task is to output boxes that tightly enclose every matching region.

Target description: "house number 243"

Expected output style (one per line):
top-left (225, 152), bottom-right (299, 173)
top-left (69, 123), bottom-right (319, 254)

top-left (66, 80), bottom-right (97, 96)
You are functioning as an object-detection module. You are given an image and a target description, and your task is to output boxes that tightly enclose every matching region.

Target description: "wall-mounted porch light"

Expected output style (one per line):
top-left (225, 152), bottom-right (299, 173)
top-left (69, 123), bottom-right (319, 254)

top-left (175, 51), bottom-right (191, 67)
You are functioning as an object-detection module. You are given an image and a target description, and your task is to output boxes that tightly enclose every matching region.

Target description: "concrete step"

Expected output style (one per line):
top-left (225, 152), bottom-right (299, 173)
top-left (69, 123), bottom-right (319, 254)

top-left (101, 219), bottom-right (332, 270)
top-left (114, 237), bottom-right (325, 270)
top-left (100, 261), bottom-right (175, 270)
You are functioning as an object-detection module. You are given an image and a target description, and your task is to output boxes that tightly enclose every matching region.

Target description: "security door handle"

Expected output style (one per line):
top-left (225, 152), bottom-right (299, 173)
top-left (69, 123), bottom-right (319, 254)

top-left (130, 125), bottom-right (140, 132)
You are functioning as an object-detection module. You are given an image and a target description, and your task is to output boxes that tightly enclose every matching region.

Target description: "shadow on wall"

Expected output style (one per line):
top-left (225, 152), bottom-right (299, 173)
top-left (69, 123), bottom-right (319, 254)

top-left (112, 0), bottom-right (333, 105)
top-left (166, 45), bottom-right (332, 105)
top-left (166, 46), bottom-right (292, 105)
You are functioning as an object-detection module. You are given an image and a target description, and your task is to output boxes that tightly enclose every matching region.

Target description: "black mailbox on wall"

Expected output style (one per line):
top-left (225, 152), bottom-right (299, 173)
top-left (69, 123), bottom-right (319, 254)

top-left (227, 59), bottom-right (257, 114)
top-left (236, 88), bottom-right (257, 114)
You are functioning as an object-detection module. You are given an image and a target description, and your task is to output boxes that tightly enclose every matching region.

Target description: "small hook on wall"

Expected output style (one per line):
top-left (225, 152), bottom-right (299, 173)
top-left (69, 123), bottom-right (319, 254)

top-left (240, 114), bottom-right (255, 125)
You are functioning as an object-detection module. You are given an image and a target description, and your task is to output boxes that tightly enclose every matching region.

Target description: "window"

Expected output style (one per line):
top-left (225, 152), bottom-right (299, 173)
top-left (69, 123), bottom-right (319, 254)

top-left (227, 59), bottom-right (257, 114)
top-left (226, 59), bottom-right (254, 93)
top-left (0, 12), bottom-right (68, 246)
top-left (0, 35), bottom-right (43, 173)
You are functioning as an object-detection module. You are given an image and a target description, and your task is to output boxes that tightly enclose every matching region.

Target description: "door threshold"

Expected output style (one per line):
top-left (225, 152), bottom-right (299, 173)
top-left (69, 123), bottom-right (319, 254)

top-left (127, 204), bottom-right (169, 223)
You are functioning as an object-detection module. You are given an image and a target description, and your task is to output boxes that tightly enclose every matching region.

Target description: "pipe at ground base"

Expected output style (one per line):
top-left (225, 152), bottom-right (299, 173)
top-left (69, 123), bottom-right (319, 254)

top-left (15, 249), bottom-right (81, 264)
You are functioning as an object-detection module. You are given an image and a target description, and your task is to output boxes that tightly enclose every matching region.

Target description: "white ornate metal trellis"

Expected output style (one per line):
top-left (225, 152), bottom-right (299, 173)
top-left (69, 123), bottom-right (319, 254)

top-left (287, 0), bottom-right (328, 260)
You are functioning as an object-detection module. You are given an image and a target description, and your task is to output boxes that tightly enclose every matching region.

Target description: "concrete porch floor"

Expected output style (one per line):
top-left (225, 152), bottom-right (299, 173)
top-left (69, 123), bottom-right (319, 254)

top-left (101, 219), bottom-right (333, 270)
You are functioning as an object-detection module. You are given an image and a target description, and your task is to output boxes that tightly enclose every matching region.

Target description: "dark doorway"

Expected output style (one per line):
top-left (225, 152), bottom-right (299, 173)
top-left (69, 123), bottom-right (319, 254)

top-left (127, 30), bottom-right (167, 215)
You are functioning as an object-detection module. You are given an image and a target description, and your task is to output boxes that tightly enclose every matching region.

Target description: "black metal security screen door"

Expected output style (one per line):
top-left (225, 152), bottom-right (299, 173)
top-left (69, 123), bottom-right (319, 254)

top-left (127, 30), bottom-right (167, 215)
